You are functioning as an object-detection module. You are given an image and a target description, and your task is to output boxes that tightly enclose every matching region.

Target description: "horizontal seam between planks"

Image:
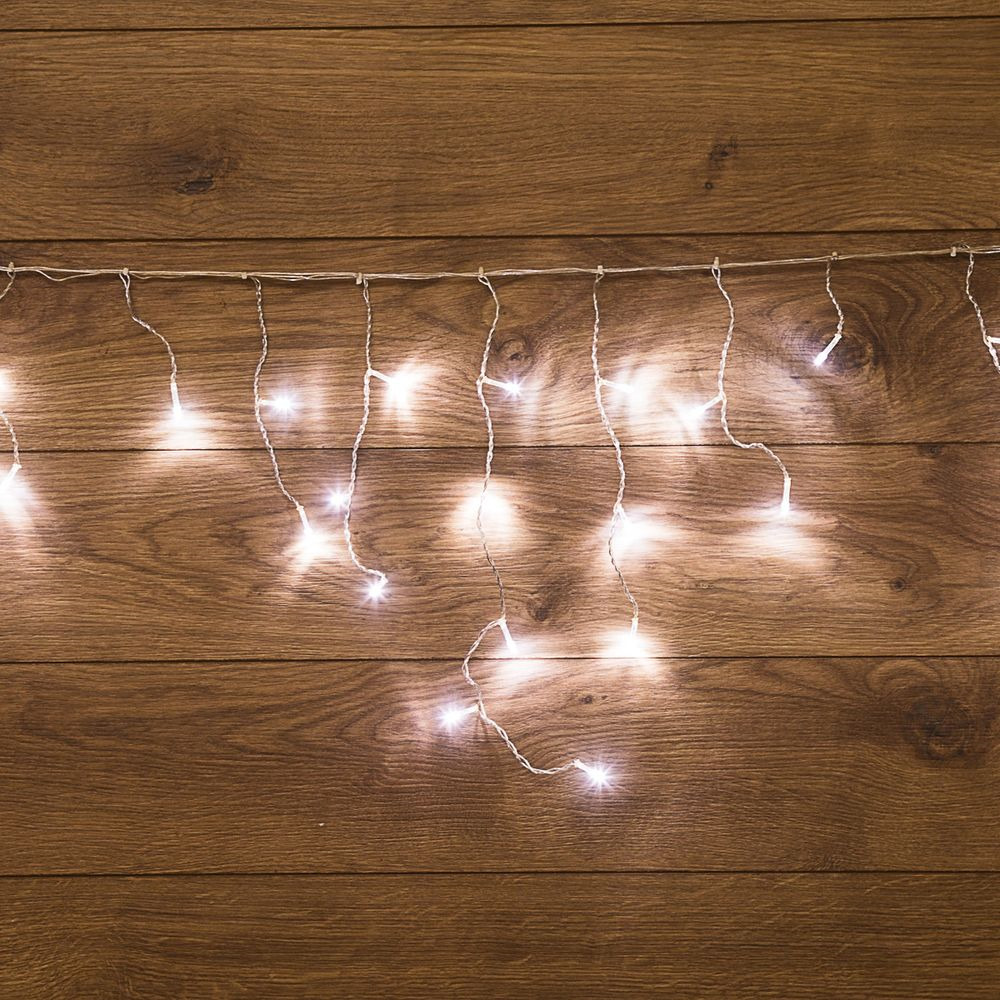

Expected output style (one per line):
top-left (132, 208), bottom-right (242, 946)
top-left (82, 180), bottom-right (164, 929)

top-left (3, 654), bottom-right (1000, 666)
top-left (12, 442), bottom-right (1000, 455)
top-left (0, 869), bottom-right (995, 879)
top-left (4, 228), bottom-right (1000, 245)
top-left (2, 16), bottom-right (1000, 34)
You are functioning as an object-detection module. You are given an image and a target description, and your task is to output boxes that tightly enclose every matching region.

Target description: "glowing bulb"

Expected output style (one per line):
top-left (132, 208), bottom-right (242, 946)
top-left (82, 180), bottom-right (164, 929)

top-left (169, 381), bottom-right (184, 422)
top-left (369, 367), bottom-right (421, 406)
top-left (574, 760), bottom-right (611, 790)
top-left (498, 617), bottom-right (518, 656)
top-left (263, 394), bottom-right (297, 415)
top-left (779, 476), bottom-right (792, 517)
top-left (813, 333), bottom-right (842, 367)
top-left (328, 489), bottom-right (349, 511)
top-left (367, 574), bottom-right (388, 601)
top-left (440, 703), bottom-right (479, 730)
top-left (481, 375), bottom-right (522, 397)
top-left (679, 392), bottom-right (723, 429)
top-left (0, 461), bottom-right (20, 495)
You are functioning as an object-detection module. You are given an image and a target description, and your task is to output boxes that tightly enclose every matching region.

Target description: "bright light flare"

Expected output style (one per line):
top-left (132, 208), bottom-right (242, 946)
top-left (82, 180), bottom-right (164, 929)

top-left (369, 365), bottom-right (424, 409)
top-left (367, 574), bottom-right (388, 601)
top-left (440, 703), bottom-right (479, 731)
top-left (574, 759), bottom-right (611, 790)
top-left (328, 488), bottom-right (349, 511)
top-left (262, 393), bottom-right (297, 415)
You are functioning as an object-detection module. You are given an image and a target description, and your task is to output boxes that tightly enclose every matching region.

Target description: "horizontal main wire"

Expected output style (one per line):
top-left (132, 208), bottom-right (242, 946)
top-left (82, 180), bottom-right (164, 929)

top-left (3, 242), bottom-right (999, 284)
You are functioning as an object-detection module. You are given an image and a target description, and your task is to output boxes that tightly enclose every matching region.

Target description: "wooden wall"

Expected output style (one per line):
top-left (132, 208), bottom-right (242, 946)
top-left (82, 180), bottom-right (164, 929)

top-left (2, 6), bottom-right (1000, 997)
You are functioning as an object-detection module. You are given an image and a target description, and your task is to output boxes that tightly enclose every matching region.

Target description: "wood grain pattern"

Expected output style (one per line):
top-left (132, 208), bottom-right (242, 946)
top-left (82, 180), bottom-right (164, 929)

top-left (5, 1), bottom-right (996, 29)
top-left (2, 445), bottom-right (999, 661)
top-left (2, 236), bottom-right (999, 450)
top-left (2, 24), bottom-right (999, 238)
top-left (1, 657), bottom-right (997, 874)
top-left (2, 874), bottom-right (998, 998)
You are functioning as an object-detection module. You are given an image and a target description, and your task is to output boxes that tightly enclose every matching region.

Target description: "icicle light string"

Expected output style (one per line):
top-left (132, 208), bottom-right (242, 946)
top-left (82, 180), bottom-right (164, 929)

top-left (964, 251), bottom-right (1000, 376)
top-left (120, 269), bottom-right (184, 422)
top-left (444, 273), bottom-right (609, 789)
top-left (0, 269), bottom-right (20, 495)
top-left (342, 276), bottom-right (389, 601)
top-left (250, 277), bottom-right (315, 544)
top-left (814, 252), bottom-right (846, 367)
top-left (710, 261), bottom-right (793, 516)
top-left (5, 241), bottom-right (1000, 285)
top-left (591, 266), bottom-right (641, 640)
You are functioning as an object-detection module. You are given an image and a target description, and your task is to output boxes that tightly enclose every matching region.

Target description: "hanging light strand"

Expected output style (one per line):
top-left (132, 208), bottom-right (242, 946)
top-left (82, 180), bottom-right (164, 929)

top-left (591, 267), bottom-right (640, 637)
top-left (711, 261), bottom-right (792, 515)
top-left (814, 253), bottom-right (846, 366)
top-left (342, 276), bottom-right (388, 600)
top-left (250, 277), bottom-right (313, 538)
top-left (120, 269), bottom-right (183, 420)
top-left (964, 252), bottom-right (1000, 376)
top-left (447, 274), bottom-right (608, 787)
top-left (0, 269), bottom-right (21, 493)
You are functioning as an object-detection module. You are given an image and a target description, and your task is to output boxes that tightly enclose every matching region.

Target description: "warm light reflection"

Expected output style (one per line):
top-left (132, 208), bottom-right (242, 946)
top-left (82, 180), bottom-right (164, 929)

top-left (455, 484), bottom-right (517, 542)
top-left (0, 473), bottom-right (32, 526)
top-left (609, 505), bottom-right (674, 557)
top-left (600, 366), bottom-right (659, 419)
top-left (602, 627), bottom-right (658, 674)
top-left (159, 407), bottom-right (210, 450)
top-left (0, 369), bottom-right (11, 403)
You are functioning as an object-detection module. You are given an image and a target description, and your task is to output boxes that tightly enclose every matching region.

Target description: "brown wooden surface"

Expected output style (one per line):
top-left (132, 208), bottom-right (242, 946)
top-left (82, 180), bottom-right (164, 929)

top-left (4, 5), bottom-right (1000, 996)
top-left (5, 1), bottom-right (996, 29)
top-left (2, 874), bottom-right (997, 999)
top-left (2, 22), bottom-right (1000, 239)
top-left (2, 235), bottom-right (999, 449)
top-left (3, 446), bottom-right (1000, 662)
top-left (1, 657), bottom-right (997, 875)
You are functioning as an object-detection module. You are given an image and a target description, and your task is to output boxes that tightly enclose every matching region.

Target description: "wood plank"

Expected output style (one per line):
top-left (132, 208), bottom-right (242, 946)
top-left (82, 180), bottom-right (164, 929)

top-left (2, 445), bottom-right (999, 661)
top-left (1, 657), bottom-right (997, 874)
top-left (2, 24), bottom-right (998, 238)
top-left (3, 235), bottom-right (1000, 450)
top-left (2, 874), bottom-right (998, 998)
top-left (5, 1), bottom-right (996, 29)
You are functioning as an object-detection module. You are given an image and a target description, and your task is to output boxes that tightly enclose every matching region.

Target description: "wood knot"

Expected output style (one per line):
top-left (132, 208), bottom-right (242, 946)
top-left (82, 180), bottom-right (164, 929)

top-left (903, 694), bottom-right (983, 762)
top-left (494, 335), bottom-right (534, 379)
top-left (178, 175), bottom-right (215, 196)
top-left (889, 577), bottom-right (907, 592)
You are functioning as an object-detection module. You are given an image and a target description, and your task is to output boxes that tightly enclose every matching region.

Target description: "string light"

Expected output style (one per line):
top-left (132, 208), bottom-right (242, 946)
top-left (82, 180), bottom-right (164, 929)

top-left (342, 276), bottom-right (389, 601)
top-left (963, 250), bottom-right (1000, 377)
top-left (443, 273), bottom-right (607, 787)
top-left (814, 253), bottom-right (845, 366)
top-left (711, 260), bottom-right (793, 517)
top-left (120, 269), bottom-right (186, 425)
top-left (0, 269), bottom-right (20, 496)
top-left (250, 277), bottom-right (323, 557)
top-left (591, 266), bottom-right (641, 640)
